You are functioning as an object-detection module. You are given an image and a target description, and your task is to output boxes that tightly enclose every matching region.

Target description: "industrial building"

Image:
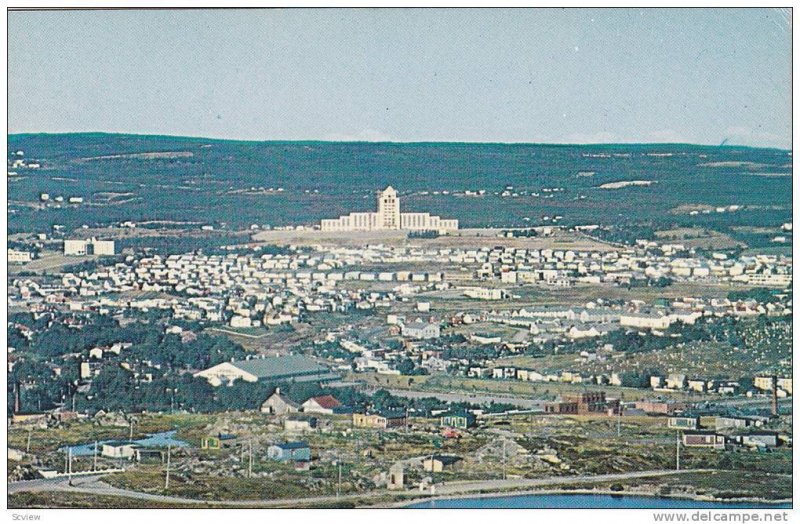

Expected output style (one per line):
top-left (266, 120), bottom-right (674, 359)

top-left (194, 354), bottom-right (339, 387)
top-left (544, 391), bottom-right (620, 415)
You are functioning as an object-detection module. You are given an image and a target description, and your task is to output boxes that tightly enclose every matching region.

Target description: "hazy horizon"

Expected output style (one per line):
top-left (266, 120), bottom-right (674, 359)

top-left (7, 130), bottom-right (791, 150)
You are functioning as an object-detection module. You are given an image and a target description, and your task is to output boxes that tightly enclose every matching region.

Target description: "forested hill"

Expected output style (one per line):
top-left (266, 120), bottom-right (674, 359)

top-left (7, 133), bottom-right (792, 242)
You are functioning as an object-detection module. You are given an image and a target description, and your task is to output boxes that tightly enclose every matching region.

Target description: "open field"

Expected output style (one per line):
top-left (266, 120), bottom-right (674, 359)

top-left (251, 228), bottom-right (619, 251)
top-left (654, 227), bottom-right (744, 249)
top-left (8, 250), bottom-right (99, 275)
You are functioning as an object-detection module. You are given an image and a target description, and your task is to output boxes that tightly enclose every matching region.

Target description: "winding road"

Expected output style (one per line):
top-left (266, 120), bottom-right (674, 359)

top-left (9, 469), bottom-right (713, 508)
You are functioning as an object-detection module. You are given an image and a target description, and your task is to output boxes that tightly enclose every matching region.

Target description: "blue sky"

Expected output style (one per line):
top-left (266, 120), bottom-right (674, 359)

top-left (8, 8), bottom-right (792, 148)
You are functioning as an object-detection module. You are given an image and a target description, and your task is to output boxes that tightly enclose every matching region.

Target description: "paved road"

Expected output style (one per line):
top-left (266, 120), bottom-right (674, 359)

top-left (9, 469), bottom-right (708, 508)
top-left (431, 469), bottom-right (704, 497)
top-left (380, 388), bottom-right (545, 410)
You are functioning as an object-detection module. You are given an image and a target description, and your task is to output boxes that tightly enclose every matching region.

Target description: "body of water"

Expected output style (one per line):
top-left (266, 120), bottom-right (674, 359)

top-left (406, 493), bottom-right (791, 509)
top-left (60, 430), bottom-right (189, 457)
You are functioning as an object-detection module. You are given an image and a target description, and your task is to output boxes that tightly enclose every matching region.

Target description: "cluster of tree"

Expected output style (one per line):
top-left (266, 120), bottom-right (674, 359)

top-left (393, 357), bottom-right (429, 376)
top-left (365, 389), bottom-right (513, 417)
top-left (590, 223), bottom-right (657, 246)
top-left (62, 256), bottom-right (122, 275)
top-left (11, 311), bottom-right (247, 369)
top-left (728, 287), bottom-right (785, 304)
top-left (407, 230), bottom-right (439, 239)
top-left (502, 229), bottom-right (538, 238)
top-left (116, 232), bottom-right (252, 256)
top-left (628, 276), bottom-right (674, 288)
top-left (442, 343), bottom-right (501, 362)
top-left (8, 240), bottom-right (41, 255)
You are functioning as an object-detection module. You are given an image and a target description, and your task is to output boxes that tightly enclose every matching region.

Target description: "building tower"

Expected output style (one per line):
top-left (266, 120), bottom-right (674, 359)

top-left (377, 186), bottom-right (400, 229)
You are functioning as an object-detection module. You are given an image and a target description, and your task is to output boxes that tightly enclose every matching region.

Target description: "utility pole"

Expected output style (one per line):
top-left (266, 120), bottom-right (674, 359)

top-left (67, 447), bottom-right (73, 485)
top-left (675, 432), bottom-right (681, 471)
top-left (26, 427), bottom-right (32, 454)
top-left (165, 444), bottom-right (171, 490)
top-left (337, 461), bottom-right (342, 498)
top-left (502, 439), bottom-right (507, 480)
top-left (617, 403), bottom-right (622, 438)
top-left (93, 441), bottom-right (98, 472)
top-left (129, 420), bottom-right (134, 443)
top-left (248, 440), bottom-right (253, 479)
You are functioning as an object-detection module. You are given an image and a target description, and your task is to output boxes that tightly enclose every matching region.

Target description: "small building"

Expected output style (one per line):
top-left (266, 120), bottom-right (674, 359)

top-left (401, 321), bottom-right (441, 340)
top-left (634, 400), bottom-right (687, 415)
top-left (668, 416), bottom-right (700, 430)
top-left (387, 463), bottom-right (405, 490)
top-left (544, 401), bottom-right (578, 414)
top-left (301, 395), bottom-right (342, 415)
top-left (101, 441), bottom-right (137, 459)
top-left (423, 455), bottom-right (462, 473)
top-left (260, 387), bottom-right (300, 415)
top-left (352, 410), bottom-right (407, 430)
top-left (284, 415), bottom-right (318, 433)
top-left (10, 412), bottom-right (48, 427)
top-left (8, 249), bottom-right (33, 264)
top-left (739, 431), bottom-right (779, 448)
top-left (267, 441), bottom-right (311, 462)
top-left (440, 412), bottom-right (477, 429)
top-left (715, 416), bottom-right (758, 430)
top-left (546, 391), bottom-right (619, 415)
top-left (682, 431), bottom-right (726, 450)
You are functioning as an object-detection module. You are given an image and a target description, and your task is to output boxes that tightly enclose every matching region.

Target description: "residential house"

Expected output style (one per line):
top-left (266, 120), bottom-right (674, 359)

top-left (267, 441), bottom-right (312, 462)
top-left (352, 410), bottom-right (407, 430)
top-left (260, 388), bottom-right (300, 415)
top-left (682, 431), bottom-right (726, 450)
top-left (301, 395), bottom-right (342, 415)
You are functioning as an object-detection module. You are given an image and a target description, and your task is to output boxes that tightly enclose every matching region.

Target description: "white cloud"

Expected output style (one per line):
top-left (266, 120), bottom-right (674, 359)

top-left (323, 129), bottom-right (392, 142)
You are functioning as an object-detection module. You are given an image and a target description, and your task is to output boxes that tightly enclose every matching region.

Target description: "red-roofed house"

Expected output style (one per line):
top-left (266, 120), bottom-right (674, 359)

top-left (302, 395), bottom-right (342, 415)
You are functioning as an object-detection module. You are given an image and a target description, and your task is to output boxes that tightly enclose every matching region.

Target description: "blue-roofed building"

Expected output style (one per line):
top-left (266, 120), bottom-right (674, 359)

top-left (267, 441), bottom-right (311, 462)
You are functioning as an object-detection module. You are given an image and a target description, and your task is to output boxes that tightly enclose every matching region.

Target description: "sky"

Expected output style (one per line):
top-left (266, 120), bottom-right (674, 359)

top-left (7, 8), bottom-right (793, 148)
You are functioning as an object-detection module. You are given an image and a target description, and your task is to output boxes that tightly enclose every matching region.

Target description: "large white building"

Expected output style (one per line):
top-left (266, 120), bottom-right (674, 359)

top-left (64, 238), bottom-right (115, 256)
top-left (320, 186), bottom-right (458, 232)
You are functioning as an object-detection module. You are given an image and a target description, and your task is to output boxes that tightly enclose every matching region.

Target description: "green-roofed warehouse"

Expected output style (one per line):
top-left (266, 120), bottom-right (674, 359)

top-left (194, 354), bottom-right (339, 387)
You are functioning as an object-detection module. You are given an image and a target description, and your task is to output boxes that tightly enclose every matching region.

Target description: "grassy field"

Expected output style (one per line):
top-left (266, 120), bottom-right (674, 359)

top-left (654, 227), bottom-right (744, 249)
top-left (8, 250), bottom-right (100, 275)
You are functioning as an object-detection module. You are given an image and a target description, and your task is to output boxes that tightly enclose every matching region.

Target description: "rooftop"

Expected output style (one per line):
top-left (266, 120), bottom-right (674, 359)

top-left (232, 355), bottom-right (330, 380)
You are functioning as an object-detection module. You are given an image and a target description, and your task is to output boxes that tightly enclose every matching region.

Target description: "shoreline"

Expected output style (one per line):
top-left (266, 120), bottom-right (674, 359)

top-left (388, 487), bottom-right (792, 509)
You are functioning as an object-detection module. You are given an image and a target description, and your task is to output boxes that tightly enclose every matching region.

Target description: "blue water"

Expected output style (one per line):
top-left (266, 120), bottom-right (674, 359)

top-left (60, 430), bottom-right (189, 456)
top-left (406, 494), bottom-right (791, 509)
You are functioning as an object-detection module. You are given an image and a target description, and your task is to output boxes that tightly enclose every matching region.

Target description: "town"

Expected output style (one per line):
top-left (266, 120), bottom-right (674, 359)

top-left (8, 182), bottom-right (793, 508)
